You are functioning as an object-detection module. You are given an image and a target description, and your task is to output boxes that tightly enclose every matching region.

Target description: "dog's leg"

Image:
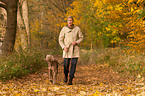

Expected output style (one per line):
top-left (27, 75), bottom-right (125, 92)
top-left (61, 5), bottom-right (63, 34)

top-left (53, 71), bottom-right (57, 84)
top-left (49, 69), bottom-right (53, 83)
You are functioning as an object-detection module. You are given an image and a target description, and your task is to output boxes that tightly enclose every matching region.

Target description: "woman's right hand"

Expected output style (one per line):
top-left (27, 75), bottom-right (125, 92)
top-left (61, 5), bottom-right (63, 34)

top-left (64, 47), bottom-right (68, 52)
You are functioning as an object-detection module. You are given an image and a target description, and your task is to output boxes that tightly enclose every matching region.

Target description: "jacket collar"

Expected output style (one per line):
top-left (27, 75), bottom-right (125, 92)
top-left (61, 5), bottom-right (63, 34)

top-left (66, 24), bottom-right (76, 29)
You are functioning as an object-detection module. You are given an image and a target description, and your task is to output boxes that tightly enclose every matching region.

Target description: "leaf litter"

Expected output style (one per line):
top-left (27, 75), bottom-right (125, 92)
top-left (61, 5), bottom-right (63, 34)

top-left (0, 60), bottom-right (144, 96)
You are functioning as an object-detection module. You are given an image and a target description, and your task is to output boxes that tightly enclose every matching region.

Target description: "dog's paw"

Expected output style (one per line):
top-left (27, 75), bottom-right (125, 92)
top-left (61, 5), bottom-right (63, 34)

top-left (49, 80), bottom-right (53, 83)
top-left (52, 82), bottom-right (59, 85)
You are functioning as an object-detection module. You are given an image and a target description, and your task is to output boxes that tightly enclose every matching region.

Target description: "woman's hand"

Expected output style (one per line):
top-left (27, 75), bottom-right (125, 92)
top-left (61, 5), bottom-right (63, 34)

top-left (72, 42), bottom-right (77, 45)
top-left (64, 47), bottom-right (68, 52)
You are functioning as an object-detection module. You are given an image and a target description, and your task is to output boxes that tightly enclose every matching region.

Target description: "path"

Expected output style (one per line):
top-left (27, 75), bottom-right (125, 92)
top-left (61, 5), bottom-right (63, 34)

top-left (0, 59), bottom-right (145, 95)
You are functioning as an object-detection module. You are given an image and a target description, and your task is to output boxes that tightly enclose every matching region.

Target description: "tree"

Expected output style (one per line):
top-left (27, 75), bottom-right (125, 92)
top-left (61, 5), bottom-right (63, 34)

top-left (17, 0), bottom-right (30, 50)
top-left (29, 0), bottom-right (73, 49)
top-left (0, 0), bottom-right (18, 55)
top-left (0, 0), bottom-right (30, 51)
top-left (66, 0), bottom-right (145, 51)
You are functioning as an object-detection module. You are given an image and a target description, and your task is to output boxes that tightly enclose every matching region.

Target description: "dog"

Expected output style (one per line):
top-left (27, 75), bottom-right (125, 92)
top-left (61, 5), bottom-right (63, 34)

top-left (45, 55), bottom-right (58, 84)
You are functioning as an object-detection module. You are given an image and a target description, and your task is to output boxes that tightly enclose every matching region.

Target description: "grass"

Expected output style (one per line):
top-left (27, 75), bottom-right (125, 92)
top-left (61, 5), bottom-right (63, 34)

top-left (0, 47), bottom-right (144, 80)
top-left (78, 48), bottom-right (145, 78)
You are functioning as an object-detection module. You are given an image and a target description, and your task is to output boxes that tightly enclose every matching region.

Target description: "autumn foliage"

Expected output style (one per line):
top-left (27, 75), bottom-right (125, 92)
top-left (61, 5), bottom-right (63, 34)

top-left (66, 0), bottom-right (145, 51)
top-left (0, 1), bottom-right (145, 95)
top-left (26, 0), bottom-right (145, 53)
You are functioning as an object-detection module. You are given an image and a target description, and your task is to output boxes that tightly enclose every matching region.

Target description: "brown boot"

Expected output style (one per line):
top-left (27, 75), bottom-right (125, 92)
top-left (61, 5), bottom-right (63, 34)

top-left (68, 77), bottom-right (73, 85)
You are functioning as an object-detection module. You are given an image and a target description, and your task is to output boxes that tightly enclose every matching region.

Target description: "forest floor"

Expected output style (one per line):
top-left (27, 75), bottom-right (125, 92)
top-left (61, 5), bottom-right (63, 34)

top-left (0, 57), bottom-right (145, 96)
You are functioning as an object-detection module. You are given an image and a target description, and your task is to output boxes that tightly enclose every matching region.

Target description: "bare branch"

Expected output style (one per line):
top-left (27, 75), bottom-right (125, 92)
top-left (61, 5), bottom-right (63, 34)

top-left (48, 0), bottom-right (65, 13)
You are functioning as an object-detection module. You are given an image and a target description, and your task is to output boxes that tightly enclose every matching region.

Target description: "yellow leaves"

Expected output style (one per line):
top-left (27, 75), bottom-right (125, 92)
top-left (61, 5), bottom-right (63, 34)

top-left (128, 0), bottom-right (134, 4)
top-left (94, 0), bottom-right (103, 7)
top-left (93, 90), bottom-right (100, 96)
top-left (79, 91), bottom-right (87, 95)
top-left (56, 24), bottom-right (60, 27)
top-left (127, 20), bottom-right (145, 53)
top-left (102, 0), bottom-right (106, 3)
top-left (123, 8), bottom-right (145, 52)
top-left (99, 83), bottom-right (104, 86)
top-left (51, 86), bottom-right (60, 91)
top-left (0, 58), bottom-right (145, 95)
top-left (107, 5), bottom-right (113, 10)
top-left (34, 89), bottom-right (40, 92)
top-left (105, 27), bottom-right (110, 31)
top-left (41, 88), bottom-right (47, 92)
top-left (60, 22), bottom-right (67, 28)
top-left (128, 0), bottom-right (144, 4)
top-left (30, 19), bottom-right (41, 33)
top-left (137, 0), bottom-right (144, 3)
top-left (71, 1), bottom-right (79, 7)
top-left (97, 32), bottom-right (102, 36)
top-left (133, 9), bottom-right (141, 14)
top-left (131, 8), bottom-right (134, 12)
top-left (105, 0), bottom-right (121, 4)
top-left (115, 4), bottom-right (123, 11)
top-left (14, 93), bottom-right (21, 96)
top-left (111, 37), bottom-right (121, 43)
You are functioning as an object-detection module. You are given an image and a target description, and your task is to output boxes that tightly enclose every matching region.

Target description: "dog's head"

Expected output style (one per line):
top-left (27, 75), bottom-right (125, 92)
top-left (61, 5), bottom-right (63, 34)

top-left (45, 55), bottom-right (54, 62)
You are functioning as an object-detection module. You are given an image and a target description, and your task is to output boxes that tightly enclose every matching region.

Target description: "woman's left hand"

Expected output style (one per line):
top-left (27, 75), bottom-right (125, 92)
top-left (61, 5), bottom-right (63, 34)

top-left (72, 42), bottom-right (77, 45)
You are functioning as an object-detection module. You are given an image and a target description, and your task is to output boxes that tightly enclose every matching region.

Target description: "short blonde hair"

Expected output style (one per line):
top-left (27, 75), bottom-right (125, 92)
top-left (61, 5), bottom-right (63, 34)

top-left (67, 16), bottom-right (74, 21)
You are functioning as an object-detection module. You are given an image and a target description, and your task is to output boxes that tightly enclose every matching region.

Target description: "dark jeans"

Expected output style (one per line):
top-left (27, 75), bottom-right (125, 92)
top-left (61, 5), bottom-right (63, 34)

top-left (63, 58), bottom-right (78, 78)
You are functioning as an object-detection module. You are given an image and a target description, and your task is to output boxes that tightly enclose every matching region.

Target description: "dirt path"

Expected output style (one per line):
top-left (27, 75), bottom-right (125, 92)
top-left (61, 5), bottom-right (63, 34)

top-left (0, 59), bottom-right (145, 95)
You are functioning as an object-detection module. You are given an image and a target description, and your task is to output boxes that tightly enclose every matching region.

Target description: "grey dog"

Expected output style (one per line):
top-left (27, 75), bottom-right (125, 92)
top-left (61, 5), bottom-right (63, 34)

top-left (45, 55), bottom-right (58, 84)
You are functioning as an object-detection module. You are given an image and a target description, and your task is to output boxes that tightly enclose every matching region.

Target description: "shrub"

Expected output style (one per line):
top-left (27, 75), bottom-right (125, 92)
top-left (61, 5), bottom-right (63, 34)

top-left (0, 49), bottom-right (47, 80)
top-left (78, 48), bottom-right (145, 77)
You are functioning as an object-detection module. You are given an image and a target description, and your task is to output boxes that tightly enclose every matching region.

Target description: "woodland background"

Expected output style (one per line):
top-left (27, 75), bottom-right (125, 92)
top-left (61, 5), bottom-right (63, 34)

top-left (0, 0), bottom-right (144, 52)
top-left (0, 0), bottom-right (144, 95)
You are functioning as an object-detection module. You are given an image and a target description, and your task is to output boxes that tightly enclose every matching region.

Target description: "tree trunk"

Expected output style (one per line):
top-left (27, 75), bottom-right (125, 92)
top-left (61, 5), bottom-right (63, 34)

top-left (17, 2), bottom-right (28, 50)
top-left (2, 0), bottom-right (18, 55)
top-left (22, 0), bottom-right (30, 47)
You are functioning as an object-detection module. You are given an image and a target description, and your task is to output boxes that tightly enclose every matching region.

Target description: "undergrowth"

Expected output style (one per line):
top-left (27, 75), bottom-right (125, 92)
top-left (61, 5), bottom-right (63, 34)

top-left (0, 48), bottom-right (144, 80)
top-left (0, 49), bottom-right (49, 80)
top-left (78, 48), bottom-right (145, 78)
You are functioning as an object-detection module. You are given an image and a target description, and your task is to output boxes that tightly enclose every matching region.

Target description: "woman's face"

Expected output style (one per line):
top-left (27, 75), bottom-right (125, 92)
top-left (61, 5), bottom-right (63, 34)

top-left (67, 18), bottom-right (73, 26)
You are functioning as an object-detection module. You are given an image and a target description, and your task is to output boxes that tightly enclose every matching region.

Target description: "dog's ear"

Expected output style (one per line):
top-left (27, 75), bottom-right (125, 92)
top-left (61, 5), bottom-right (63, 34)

top-left (51, 55), bottom-right (55, 61)
top-left (45, 55), bottom-right (49, 62)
